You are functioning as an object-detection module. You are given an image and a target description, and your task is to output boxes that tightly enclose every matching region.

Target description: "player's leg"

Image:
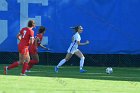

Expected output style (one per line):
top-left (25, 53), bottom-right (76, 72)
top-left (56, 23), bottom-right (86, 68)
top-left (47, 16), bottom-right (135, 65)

top-left (4, 53), bottom-right (22, 75)
top-left (27, 54), bottom-right (39, 71)
top-left (55, 53), bottom-right (73, 72)
top-left (74, 49), bottom-right (87, 73)
top-left (21, 49), bottom-right (30, 75)
top-left (6, 46), bottom-right (26, 70)
top-left (57, 53), bottom-right (73, 67)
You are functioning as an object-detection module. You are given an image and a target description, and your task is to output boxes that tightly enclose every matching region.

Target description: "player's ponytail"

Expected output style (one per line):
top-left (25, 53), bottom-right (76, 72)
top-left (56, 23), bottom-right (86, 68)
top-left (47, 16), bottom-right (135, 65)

top-left (38, 26), bottom-right (46, 33)
top-left (70, 25), bottom-right (83, 32)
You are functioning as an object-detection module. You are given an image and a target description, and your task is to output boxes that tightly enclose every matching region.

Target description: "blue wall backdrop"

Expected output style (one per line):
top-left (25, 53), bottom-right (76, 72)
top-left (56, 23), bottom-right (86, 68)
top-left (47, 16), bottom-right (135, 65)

top-left (0, 0), bottom-right (140, 54)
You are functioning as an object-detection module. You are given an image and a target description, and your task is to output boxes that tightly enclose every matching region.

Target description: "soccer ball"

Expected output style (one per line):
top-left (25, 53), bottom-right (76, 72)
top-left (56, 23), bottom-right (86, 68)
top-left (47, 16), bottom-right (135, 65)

top-left (106, 67), bottom-right (113, 74)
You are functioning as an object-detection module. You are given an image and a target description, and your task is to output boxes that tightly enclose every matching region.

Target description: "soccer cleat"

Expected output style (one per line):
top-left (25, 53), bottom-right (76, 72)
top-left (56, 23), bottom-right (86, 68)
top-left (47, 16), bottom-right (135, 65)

top-left (80, 69), bottom-right (87, 73)
top-left (55, 66), bottom-right (59, 73)
top-left (25, 70), bottom-right (31, 72)
top-left (20, 73), bottom-right (27, 76)
top-left (4, 66), bottom-right (8, 75)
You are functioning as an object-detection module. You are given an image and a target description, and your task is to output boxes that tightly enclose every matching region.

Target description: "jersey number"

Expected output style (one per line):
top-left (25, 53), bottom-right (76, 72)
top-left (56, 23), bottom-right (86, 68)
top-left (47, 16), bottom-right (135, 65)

top-left (22, 30), bottom-right (27, 38)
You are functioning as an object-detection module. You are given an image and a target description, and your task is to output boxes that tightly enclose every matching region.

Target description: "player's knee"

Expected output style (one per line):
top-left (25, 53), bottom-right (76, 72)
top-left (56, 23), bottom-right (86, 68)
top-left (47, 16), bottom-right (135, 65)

top-left (36, 59), bottom-right (39, 63)
top-left (19, 60), bottom-right (24, 64)
top-left (18, 61), bottom-right (22, 65)
top-left (64, 58), bottom-right (69, 61)
top-left (65, 59), bottom-right (69, 61)
top-left (80, 56), bottom-right (85, 60)
top-left (26, 59), bottom-right (30, 63)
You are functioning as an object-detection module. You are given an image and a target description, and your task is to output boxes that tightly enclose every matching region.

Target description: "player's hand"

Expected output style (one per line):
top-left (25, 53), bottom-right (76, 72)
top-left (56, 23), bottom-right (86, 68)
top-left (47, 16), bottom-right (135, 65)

top-left (45, 48), bottom-right (49, 50)
top-left (45, 48), bottom-right (51, 51)
top-left (86, 40), bottom-right (89, 44)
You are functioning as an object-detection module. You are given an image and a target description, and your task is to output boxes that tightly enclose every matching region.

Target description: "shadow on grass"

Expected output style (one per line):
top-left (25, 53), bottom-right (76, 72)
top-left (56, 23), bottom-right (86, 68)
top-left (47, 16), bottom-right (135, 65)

top-left (0, 64), bottom-right (140, 83)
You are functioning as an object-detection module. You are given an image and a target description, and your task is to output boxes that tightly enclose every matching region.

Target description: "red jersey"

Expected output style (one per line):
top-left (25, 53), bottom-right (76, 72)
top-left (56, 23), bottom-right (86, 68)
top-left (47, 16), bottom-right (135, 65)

top-left (35, 33), bottom-right (43, 47)
top-left (29, 33), bottom-right (43, 55)
top-left (18, 27), bottom-right (34, 48)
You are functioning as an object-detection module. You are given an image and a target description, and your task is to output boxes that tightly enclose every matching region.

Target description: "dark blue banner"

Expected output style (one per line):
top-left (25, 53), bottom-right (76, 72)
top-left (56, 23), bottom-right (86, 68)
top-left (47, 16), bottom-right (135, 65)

top-left (0, 0), bottom-right (140, 54)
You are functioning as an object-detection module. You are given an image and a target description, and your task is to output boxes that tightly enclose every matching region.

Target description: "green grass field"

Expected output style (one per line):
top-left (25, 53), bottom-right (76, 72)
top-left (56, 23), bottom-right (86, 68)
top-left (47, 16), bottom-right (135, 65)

top-left (0, 65), bottom-right (140, 93)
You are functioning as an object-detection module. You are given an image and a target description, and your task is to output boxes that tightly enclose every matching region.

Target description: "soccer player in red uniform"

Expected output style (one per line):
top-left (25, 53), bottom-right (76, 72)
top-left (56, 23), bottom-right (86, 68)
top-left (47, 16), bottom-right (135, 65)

top-left (26, 26), bottom-right (48, 72)
top-left (4, 20), bottom-right (35, 76)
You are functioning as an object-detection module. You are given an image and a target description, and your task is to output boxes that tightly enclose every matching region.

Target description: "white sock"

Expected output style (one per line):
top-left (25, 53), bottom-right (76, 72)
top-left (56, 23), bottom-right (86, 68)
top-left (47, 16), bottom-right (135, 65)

top-left (57, 59), bottom-right (66, 68)
top-left (80, 57), bottom-right (85, 70)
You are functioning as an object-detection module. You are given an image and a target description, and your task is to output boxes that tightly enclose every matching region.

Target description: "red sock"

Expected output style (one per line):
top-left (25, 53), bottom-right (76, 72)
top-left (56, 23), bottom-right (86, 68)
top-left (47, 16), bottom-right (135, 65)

top-left (7, 61), bottom-right (19, 70)
top-left (22, 62), bottom-right (28, 74)
top-left (27, 60), bottom-right (38, 70)
top-left (30, 60), bottom-right (38, 64)
top-left (27, 64), bottom-right (33, 70)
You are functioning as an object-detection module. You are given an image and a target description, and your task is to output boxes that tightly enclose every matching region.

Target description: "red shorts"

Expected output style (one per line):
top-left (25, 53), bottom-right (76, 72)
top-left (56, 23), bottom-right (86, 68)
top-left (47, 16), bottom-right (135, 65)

top-left (29, 45), bottom-right (38, 55)
top-left (18, 45), bottom-right (29, 55)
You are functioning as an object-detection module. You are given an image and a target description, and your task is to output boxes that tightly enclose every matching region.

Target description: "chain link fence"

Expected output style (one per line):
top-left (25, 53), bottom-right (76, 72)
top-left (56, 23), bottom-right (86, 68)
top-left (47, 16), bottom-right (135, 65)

top-left (0, 52), bottom-right (140, 67)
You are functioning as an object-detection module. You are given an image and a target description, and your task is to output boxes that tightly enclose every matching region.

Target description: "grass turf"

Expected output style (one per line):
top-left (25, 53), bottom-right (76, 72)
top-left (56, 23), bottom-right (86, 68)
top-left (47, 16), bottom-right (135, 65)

top-left (0, 65), bottom-right (140, 93)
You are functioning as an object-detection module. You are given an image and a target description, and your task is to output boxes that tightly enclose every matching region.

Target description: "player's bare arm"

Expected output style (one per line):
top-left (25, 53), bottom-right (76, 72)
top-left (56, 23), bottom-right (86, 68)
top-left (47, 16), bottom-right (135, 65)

top-left (17, 33), bottom-right (22, 40)
top-left (39, 44), bottom-right (48, 50)
top-left (77, 40), bottom-right (89, 46)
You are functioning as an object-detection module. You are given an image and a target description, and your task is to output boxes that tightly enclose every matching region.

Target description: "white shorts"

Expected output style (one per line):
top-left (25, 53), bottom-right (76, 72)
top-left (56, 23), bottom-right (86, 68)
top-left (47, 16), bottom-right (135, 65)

top-left (67, 47), bottom-right (79, 54)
